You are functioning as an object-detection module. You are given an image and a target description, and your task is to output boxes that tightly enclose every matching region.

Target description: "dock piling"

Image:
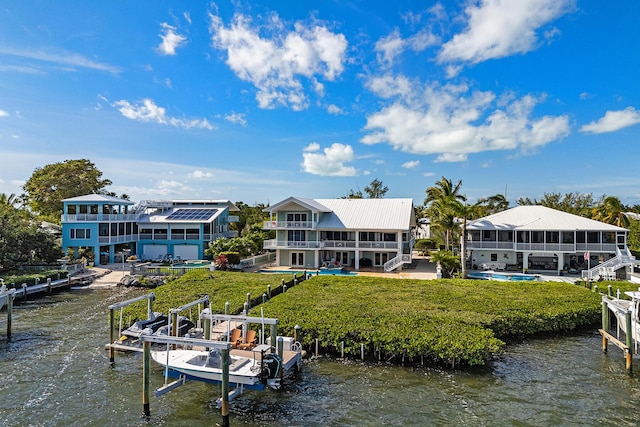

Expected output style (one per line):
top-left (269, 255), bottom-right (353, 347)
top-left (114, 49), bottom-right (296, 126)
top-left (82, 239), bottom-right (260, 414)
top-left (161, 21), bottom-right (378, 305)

top-left (221, 348), bottom-right (230, 427)
top-left (142, 341), bottom-right (151, 417)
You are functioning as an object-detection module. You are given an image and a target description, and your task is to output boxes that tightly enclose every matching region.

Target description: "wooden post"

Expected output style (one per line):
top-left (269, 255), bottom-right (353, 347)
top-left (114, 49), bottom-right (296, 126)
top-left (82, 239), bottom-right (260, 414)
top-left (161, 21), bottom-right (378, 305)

top-left (270, 323), bottom-right (277, 348)
top-left (262, 293), bottom-right (267, 304)
top-left (602, 334), bottom-right (608, 353)
top-left (109, 308), bottom-right (115, 364)
top-left (602, 300), bottom-right (609, 331)
top-left (315, 338), bottom-right (319, 357)
top-left (341, 341), bottom-right (344, 358)
top-left (221, 348), bottom-right (230, 427)
top-left (6, 291), bottom-right (13, 338)
top-left (283, 284), bottom-right (287, 293)
top-left (47, 278), bottom-right (52, 295)
top-left (246, 293), bottom-right (251, 314)
top-left (267, 285), bottom-right (271, 299)
top-left (147, 295), bottom-right (154, 320)
top-left (625, 311), bottom-right (633, 373)
top-left (608, 285), bottom-right (613, 297)
top-left (142, 340), bottom-right (151, 417)
top-left (224, 301), bottom-right (230, 315)
top-left (361, 343), bottom-right (364, 361)
top-left (277, 337), bottom-right (284, 381)
top-left (203, 309), bottom-right (211, 341)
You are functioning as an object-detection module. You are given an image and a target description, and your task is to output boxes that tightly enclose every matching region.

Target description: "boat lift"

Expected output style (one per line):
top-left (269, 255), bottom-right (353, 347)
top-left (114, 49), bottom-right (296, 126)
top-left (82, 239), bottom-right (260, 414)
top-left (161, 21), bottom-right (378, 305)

top-left (599, 287), bottom-right (640, 373)
top-left (139, 334), bottom-right (235, 425)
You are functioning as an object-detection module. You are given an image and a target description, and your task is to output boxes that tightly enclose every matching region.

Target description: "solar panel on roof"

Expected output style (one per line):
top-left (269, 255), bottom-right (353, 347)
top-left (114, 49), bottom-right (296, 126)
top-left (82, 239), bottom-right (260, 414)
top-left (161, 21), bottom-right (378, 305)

top-left (166, 208), bottom-right (217, 220)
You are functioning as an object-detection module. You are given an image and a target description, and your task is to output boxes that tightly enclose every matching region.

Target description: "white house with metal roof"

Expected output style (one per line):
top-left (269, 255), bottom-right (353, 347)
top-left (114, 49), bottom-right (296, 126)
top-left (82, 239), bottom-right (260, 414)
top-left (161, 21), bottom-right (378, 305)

top-left (263, 197), bottom-right (416, 271)
top-left (61, 195), bottom-right (238, 265)
top-left (466, 205), bottom-right (638, 280)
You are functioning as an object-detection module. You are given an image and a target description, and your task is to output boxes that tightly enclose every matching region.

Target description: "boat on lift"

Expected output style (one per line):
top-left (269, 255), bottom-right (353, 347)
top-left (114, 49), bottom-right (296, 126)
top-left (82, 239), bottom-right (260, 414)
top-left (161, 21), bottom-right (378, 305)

top-left (152, 344), bottom-right (283, 389)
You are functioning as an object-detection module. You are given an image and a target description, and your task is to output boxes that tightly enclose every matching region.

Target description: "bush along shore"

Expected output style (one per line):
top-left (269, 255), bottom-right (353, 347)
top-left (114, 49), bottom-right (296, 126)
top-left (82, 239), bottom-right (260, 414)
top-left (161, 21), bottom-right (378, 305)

top-left (122, 270), bottom-right (635, 368)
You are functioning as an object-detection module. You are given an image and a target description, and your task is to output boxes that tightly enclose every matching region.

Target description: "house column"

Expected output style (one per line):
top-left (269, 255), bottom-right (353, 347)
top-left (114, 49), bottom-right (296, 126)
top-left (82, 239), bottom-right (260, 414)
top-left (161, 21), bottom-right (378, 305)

top-left (523, 252), bottom-right (530, 273)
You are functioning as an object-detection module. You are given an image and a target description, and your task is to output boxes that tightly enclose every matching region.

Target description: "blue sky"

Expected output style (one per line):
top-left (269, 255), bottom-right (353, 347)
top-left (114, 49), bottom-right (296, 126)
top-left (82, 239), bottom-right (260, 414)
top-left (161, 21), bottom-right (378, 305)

top-left (1, 1), bottom-right (639, 207)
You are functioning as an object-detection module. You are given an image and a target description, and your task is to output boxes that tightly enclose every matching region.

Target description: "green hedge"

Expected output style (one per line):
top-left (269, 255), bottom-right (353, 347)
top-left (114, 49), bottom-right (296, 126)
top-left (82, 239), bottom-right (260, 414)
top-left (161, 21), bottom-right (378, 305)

top-left (259, 276), bottom-right (602, 367)
top-left (0, 270), bottom-right (69, 288)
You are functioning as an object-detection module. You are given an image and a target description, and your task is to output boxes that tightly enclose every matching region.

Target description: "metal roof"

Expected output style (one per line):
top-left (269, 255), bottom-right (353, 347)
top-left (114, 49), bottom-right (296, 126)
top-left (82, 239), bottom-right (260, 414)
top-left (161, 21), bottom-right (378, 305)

top-left (62, 194), bottom-right (135, 205)
top-left (265, 197), bottom-right (332, 213)
top-left (468, 205), bottom-right (628, 231)
top-left (314, 198), bottom-right (415, 230)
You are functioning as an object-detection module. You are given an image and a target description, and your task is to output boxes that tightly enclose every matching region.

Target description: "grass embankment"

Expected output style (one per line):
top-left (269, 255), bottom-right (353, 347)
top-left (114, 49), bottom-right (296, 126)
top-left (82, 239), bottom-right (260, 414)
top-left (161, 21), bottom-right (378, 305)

top-left (122, 271), bottom-right (634, 367)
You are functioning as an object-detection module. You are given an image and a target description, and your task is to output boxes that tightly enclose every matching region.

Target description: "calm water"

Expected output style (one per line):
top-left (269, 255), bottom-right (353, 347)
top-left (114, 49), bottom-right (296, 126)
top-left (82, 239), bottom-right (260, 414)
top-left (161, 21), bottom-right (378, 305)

top-left (0, 288), bottom-right (639, 426)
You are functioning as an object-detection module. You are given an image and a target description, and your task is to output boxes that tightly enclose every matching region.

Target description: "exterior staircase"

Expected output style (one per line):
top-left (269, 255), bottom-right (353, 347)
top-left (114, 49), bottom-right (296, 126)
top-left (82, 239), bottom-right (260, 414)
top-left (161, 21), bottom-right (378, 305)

top-left (384, 254), bottom-right (412, 272)
top-left (582, 247), bottom-right (639, 281)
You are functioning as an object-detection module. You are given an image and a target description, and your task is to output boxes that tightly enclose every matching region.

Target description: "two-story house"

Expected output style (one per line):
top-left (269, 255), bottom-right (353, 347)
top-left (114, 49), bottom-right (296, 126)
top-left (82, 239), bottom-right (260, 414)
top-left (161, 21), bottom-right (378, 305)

top-left (466, 205), bottom-right (638, 279)
top-left (262, 197), bottom-right (416, 271)
top-left (61, 195), bottom-right (239, 266)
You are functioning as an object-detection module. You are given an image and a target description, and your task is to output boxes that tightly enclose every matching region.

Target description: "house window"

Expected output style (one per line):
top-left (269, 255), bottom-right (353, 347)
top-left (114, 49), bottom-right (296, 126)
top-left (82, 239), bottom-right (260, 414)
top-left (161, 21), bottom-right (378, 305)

top-left (286, 213), bottom-right (307, 222)
top-left (562, 232), bottom-right (574, 244)
top-left (498, 231), bottom-right (513, 242)
top-left (383, 233), bottom-right (396, 242)
top-left (359, 232), bottom-right (376, 241)
top-left (99, 223), bottom-right (109, 237)
top-left (490, 253), bottom-right (498, 261)
top-left (70, 229), bottom-right (90, 239)
top-left (545, 231), bottom-right (559, 243)
top-left (531, 231), bottom-right (544, 243)
top-left (288, 230), bottom-right (306, 241)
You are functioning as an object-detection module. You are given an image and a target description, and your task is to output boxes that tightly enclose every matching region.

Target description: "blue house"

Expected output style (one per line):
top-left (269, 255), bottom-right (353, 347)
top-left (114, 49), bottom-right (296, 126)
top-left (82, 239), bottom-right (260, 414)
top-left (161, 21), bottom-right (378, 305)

top-left (61, 195), bottom-right (239, 266)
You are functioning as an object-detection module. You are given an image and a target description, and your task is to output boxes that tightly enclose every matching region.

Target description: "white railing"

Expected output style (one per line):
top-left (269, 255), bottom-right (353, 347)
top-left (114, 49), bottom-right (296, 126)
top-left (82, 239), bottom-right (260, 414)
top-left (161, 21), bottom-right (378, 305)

top-left (62, 213), bottom-right (139, 222)
top-left (262, 239), bottom-right (401, 250)
top-left (384, 254), bottom-right (412, 272)
top-left (322, 241), bottom-right (357, 248)
top-left (582, 247), bottom-right (638, 280)
top-left (239, 252), bottom-right (276, 269)
top-left (359, 242), bottom-right (399, 249)
top-left (263, 220), bottom-right (317, 229)
top-left (98, 234), bottom-right (139, 244)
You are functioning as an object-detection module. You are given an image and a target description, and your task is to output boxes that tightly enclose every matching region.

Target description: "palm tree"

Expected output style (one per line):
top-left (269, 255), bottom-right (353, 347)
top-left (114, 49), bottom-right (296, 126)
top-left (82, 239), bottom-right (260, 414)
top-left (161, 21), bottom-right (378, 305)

top-left (592, 196), bottom-right (630, 228)
top-left (425, 177), bottom-right (466, 250)
top-left (476, 194), bottom-right (509, 216)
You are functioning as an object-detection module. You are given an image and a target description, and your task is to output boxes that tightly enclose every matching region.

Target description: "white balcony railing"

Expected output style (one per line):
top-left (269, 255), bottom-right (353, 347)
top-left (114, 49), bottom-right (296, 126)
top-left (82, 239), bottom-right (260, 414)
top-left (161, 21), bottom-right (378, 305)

top-left (262, 239), bottom-right (403, 250)
top-left (62, 213), bottom-right (139, 222)
top-left (263, 220), bottom-right (317, 229)
top-left (98, 234), bottom-right (139, 244)
top-left (467, 241), bottom-right (619, 254)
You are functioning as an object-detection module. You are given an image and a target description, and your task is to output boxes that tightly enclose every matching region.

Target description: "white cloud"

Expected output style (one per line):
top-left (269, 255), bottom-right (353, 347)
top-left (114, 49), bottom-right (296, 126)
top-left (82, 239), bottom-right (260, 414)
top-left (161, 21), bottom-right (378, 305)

top-left (423, 172), bottom-right (435, 177)
top-left (224, 112), bottom-right (247, 126)
top-left (0, 110), bottom-right (8, 117)
top-left (438, 0), bottom-right (574, 65)
top-left (375, 28), bottom-right (438, 67)
top-left (157, 23), bottom-right (187, 56)
top-left (326, 104), bottom-right (344, 115)
top-left (112, 98), bottom-right (216, 130)
top-left (402, 160), bottom-right (420, 169)
top-left (189, 170), bottom-right (214, 179)
top-left (301, 142), bottom-right (357, 176)
top-left (361, 78), bottom-right (570, 161)
top-left (209, 11), bottom-right (348, 110)
top-left (0, 46), bottom-right (120, 73)
top-left (580, 107), bottom-right (640, 134)
top-left (375, 29), bottom-right (404, 67)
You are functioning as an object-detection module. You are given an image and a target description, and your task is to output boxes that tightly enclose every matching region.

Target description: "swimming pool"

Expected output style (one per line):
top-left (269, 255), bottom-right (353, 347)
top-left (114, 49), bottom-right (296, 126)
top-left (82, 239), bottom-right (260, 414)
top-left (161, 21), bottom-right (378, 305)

top-left (259, 268), bottom-right (357, 276)
top-left (467, 271), bottom-right (542, 281)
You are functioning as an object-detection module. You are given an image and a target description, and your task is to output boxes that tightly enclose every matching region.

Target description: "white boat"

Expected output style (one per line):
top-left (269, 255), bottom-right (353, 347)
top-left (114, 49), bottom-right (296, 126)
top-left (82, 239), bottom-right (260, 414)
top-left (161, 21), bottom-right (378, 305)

top-left (151, 345), bottom-right (283, 389)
